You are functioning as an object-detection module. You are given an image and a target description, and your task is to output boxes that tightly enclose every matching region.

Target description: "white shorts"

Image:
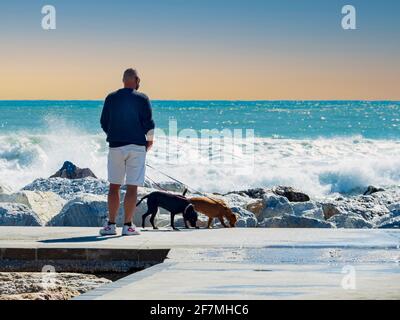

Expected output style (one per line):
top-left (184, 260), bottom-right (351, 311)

top-left (107, 144), bottom-right (146, 186)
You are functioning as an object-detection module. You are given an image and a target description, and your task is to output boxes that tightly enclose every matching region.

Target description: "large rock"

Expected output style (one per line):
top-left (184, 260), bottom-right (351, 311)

top-left (235, 217), bottom-right (258, 228)
top-left (302, 208), bottom-right (325, 221)
top-left (23, 178), bottom-right (110, 200)
top-left (0, 191), bottom-right (65, 225)
top-left (321, 203), bottom-right (342, 220)
top-left (364, 186), bottom-right (385, 196)
top-left (0, 183), bottom-right (12, 195)
top-left (217, 193), bottom-right (252, 209)
top-left (0, 203), bottom-right (41, 226)
top-left (50, 161), bottom-right (97, 179)
top-left (260, 214), bottom-right (333, 228)
top-left (320, 194), bottom-right (391, 222)
top-left (231, 207), bottom-right (257, 228)
top-left (328, 213), bottom-right (373, 229)
top-left (258, 194), bottom-right (294, 221)
top-left (291, 202), bottom-right (325, 221)
top-left (290, 201), bottom-right (319, 215)
top-left (152, 181), bottom-right (186, 193)
top-left (48, 194), bottom-right (108, 227)
top-left (368, 202), bottom-right (400, 228)
top-left (245, 199), bottom-right (264, 219)
top-left (291, 201), bottom-right (324, 220)
top-left (367, 186), bottom-right (400, 207)
top-left (225, 188), bottom-right (266, 199)
top-left (378, 216), bottom-right (400, 229)
top-left (272, 186), bottom-right (310, 202)
top-left (388, 203), bottom-right (400, 216)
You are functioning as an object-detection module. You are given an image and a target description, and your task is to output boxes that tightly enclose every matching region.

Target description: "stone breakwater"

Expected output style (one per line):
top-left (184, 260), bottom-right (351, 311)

top-left (0, 177), bottom-right (399, 229)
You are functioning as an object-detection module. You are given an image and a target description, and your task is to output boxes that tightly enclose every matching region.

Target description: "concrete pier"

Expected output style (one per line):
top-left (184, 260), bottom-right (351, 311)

top-left (0, 227), bottom-right (399, 299)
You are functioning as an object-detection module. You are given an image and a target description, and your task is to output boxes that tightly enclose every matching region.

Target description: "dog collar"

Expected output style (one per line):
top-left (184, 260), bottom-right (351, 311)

top-left (183, 204), bottom-right (193, 215)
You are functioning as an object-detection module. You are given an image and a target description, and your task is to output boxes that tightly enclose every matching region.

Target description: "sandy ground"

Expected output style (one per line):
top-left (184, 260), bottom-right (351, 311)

top-left (0, 272), bottom-right (111, 300)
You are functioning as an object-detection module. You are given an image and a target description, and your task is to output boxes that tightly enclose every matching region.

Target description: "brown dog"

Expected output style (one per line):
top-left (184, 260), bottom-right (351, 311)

top-left (189, 197), bottom-right (237, 228)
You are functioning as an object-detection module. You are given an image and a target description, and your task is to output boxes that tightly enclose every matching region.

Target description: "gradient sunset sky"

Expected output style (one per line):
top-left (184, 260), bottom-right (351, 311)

top-left (0, 0), bottom-right (399, 100)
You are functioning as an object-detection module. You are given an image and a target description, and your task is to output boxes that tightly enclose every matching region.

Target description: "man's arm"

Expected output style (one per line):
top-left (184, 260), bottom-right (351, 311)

top-left (140, 97), bottom-right (156, 150)
top-left (100, 96), bottom-right (111, 134)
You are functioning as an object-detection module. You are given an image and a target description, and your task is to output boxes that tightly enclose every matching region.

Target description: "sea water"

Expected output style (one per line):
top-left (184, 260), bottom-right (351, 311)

top-left (0, 100), bottom-right (399, 197)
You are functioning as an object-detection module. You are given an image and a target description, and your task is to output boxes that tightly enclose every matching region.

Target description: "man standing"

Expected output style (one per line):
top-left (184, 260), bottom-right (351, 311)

top-left (99, 69), bottom-right (155, 236)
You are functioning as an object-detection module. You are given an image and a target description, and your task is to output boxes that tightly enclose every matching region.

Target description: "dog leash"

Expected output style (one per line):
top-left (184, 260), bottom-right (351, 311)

top-left (146, 164), bottom-right (190, 188)
top-left (146, 164), bottom-right (219, 203)
top-left (145, 174), bottom-right (169, 192)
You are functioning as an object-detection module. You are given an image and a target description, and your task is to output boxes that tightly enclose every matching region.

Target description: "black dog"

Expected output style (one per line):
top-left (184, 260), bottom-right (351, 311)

top-left (136, 191), bottom-right (199, 230)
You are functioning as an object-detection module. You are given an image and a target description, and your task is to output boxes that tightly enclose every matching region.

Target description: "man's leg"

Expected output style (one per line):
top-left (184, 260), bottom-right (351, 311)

top-left (108, 184), bottom-right (121, 223)
top-left (124, 185), bottom-right (138, 224)
top-left (100, 183), bottom-right (121, 236)
top-left (101, 147), bottom-right (125, 236)
top-left (123, 144), bottom-right (146, 235)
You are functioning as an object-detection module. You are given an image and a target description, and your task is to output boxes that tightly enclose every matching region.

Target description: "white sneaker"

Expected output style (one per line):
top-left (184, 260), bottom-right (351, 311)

top-left (99, 223), bottom-right (117, 236)
top-left (122, 224), bottom-right (141, 236)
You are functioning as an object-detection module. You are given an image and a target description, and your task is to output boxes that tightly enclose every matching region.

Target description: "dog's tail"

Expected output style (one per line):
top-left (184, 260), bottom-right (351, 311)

top-left (136, 194), bottom-right (150, 207)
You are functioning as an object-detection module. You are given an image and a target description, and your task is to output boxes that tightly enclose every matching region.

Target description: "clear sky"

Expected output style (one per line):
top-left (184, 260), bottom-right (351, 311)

top-left (0, 0), bottom-right (399, 100)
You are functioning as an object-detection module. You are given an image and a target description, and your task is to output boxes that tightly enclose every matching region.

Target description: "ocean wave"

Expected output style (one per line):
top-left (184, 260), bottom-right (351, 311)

top-left (1, 126), bottom-right (399, 197)
top-left (0, 121), bottom-right (107, 191)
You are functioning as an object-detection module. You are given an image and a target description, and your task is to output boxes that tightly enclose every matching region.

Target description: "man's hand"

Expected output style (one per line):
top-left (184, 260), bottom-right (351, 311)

top-left (146, 140), bottom-right (154, 152)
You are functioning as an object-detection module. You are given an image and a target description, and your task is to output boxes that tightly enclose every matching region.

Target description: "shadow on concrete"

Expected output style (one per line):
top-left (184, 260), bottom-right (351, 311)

top-left (141, 228), bottom-right (198, 233)
top-left (39, 235), bottom-right (122, 243)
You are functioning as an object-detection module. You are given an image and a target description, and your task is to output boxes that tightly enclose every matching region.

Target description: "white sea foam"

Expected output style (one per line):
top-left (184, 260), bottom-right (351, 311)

top-left (0, 120), bottom-right (107, 192)
top-left (1, 123), bottom-right (399, 198)
top-left (147, 136), bottom-right (400, 198)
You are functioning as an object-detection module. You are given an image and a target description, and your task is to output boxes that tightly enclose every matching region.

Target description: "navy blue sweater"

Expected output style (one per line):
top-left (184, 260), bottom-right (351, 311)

top-left (100, 88), bottom-right (155, 147)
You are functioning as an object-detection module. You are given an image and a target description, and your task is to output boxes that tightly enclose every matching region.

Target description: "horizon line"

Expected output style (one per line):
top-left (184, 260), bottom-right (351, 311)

top-left (1, 99), bottom-right (399, 102)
